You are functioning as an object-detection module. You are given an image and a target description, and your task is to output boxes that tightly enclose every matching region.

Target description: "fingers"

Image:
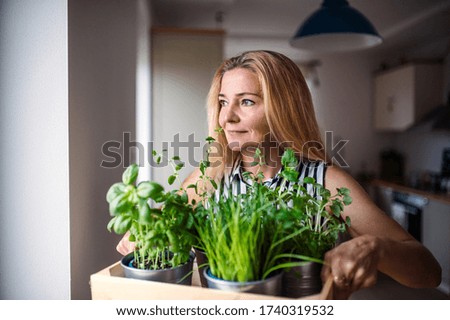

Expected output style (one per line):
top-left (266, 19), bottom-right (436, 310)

top-left (116, 232), bottom-right (135, 255)
top-left (330, 261), bottom-right (376, 293)
top-left (332, 272), bottom-right (377, 297)
top-left (360, 272), bottom-right (377, 289)
top-left (334, 274), bottom-right (352, 287)
top-left (321, 252), bottom-right (352, 299)
top-left (116, 241), bottom-right (131, 255)
top-left (321, 243), bottom-right (379, 299)
top-left (321, 259), bottom-right (331, 283)
top-left (322, 250), bottom-right (354, 286)
top-left (353, 265), bottom-right (377, 289)
top-left (331, 271), bottom-right (356, 300)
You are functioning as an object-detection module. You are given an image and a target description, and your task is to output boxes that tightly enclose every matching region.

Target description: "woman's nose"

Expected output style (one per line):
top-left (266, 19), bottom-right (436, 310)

top-left (222, 102), bottom-right (240, 123)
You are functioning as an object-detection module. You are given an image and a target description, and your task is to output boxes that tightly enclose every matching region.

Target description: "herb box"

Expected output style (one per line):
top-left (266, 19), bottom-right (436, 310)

top-left (90, 261), bottom-right (333, 300)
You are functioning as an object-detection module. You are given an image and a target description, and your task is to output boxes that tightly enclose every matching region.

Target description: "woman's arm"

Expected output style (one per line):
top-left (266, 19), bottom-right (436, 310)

top-left (321, 166), bottom-right (441, 297)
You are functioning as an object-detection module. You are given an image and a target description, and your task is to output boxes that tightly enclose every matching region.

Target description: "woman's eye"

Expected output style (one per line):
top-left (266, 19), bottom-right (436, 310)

top-left (219, 100), bottom-right (228, 107)
top-left (241, 99), bottom-right (255, 106)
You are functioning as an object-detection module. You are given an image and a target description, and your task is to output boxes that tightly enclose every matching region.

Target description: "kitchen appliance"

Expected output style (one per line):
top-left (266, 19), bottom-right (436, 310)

top-left (442, 148), bottom-right (450, 177)
top-left (390, 191), bottom-right (428, 242)
top-left (380, 149), bottom-right (404, 182)
top-left (441, 148), bottom-right (450, 194)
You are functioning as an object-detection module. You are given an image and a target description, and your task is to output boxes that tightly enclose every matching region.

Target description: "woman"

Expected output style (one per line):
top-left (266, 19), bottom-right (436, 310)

top-left (118, 50), bottom-right (441, 298)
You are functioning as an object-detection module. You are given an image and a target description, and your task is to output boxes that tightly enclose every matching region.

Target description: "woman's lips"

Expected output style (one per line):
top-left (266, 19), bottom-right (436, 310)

top-left (227, 130), bottom-right (247, 134)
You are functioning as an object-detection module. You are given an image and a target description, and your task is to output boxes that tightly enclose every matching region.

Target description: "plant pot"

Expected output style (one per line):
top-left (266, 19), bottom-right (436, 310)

top-left (121, 251), bottom-right (195, 285)
top-left (204, 267), bottom-right (282, 296)
top-left (281, 261), bottom-right (323, 298)
top-left (193, 247), bottom-right (208, 288)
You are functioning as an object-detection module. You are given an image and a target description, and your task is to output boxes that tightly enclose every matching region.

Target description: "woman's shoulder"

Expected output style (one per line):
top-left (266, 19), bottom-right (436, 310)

top-left (324, 165), bottom-right (352, 187)
top-left (324, 165), bottom-right (367, 199)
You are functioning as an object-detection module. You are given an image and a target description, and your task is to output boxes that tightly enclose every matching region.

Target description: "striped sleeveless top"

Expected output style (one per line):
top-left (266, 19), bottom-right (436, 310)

top-left (216, 157), bottom-right (327, 200)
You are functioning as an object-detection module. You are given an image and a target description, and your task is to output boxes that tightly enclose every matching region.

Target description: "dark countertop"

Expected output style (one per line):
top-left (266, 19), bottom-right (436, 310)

top-left (350, 273), bottom-right (449, 300)
top-left (371, 179), bottom-right (450, 206)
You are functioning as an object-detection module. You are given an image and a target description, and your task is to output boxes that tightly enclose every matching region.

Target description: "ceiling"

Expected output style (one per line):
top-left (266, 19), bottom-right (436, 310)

top-left (151, 0), bottom-right (450, 58)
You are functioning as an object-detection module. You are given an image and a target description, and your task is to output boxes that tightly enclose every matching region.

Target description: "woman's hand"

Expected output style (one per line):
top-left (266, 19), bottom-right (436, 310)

top-left (321, 234), bottom-right (384, 299)
top-left (116, 231), bottom-right (135, 255)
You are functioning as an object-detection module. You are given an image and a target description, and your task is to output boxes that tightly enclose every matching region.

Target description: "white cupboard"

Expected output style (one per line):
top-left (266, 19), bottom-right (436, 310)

top-left (373, 63), bottom-right (443, 131)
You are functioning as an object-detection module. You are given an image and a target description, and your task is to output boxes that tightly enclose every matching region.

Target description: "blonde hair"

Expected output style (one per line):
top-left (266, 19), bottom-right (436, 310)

top-left (207, 50), bottom-right (327, 181)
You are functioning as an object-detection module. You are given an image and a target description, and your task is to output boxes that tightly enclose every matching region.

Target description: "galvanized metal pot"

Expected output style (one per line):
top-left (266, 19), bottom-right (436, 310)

top-left (193, 247), bottom-right (208, 288)
top-left (204, 267), bottom-right (283, 296)
top-left (121, 251), bottom-right (195, 285)
top-left (281, 261), bottom-right (323, 297)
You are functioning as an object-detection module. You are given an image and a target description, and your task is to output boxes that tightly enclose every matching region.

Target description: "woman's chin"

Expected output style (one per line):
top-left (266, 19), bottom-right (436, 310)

top-left (227, 143), bottom-right (242, 152)
top-left (227, 142), bottom-right (263, 154)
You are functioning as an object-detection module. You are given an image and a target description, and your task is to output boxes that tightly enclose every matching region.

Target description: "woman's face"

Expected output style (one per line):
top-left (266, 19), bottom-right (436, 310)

top-left (218, 68), bottom-right (270, 152)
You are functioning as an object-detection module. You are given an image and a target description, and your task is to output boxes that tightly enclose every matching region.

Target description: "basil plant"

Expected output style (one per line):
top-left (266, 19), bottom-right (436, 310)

top-left (106, 156), bottom-right (196, 270)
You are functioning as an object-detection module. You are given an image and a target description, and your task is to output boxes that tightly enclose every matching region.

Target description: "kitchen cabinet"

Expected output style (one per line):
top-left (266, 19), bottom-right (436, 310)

top-left (373, 63), bottom-right (443, 131)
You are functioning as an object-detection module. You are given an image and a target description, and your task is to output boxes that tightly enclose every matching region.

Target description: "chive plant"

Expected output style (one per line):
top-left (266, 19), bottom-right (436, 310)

top-left (106, 151), bottom-right (196, 270)
top-left (194, 184), bottom-right (302, 282)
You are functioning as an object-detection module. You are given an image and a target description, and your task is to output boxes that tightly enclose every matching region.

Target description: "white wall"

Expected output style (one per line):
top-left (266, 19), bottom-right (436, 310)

top-left (0, 0), bottom-right (148, 299)
top-left (0, 0), bottom-right (70, 299)
top-left (136, 0), bottom-right (153, 182)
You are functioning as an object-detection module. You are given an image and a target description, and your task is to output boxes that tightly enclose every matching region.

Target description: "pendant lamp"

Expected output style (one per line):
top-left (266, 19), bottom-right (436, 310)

top-left (290, 0), bottom-right (382, 52)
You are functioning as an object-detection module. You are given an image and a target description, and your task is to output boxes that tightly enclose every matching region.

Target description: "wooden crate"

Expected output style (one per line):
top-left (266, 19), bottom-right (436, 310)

top-left (90, 261), bottom-right (333, 300)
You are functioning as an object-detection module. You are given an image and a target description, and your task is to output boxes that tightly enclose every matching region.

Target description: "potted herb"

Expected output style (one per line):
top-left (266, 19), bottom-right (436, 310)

top-left (191, 147), bottom-right (315, 295)
top-left (192, 145), bottom-right (351, 296)
top-left (193, 185), bottom-right (294, 295)
top-left (106, 151), bottom-right (196, 285)
top-left (276, 149), bottom-right (352, 297)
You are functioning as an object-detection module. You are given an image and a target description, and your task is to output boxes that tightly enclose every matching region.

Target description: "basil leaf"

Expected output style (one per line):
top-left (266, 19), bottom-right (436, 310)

top-left (137, 181), bottom-right (164, 200)
top-left (106, 182), bottom-right (127, 203)
top-left (122, 164), bottom-right (139, 185)
top-left (138, 202), bottom-right (152, 224)
top-left (113, 214), bottom-right (132, 234)
top-left (109, 193), bottom-right (132, 216)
